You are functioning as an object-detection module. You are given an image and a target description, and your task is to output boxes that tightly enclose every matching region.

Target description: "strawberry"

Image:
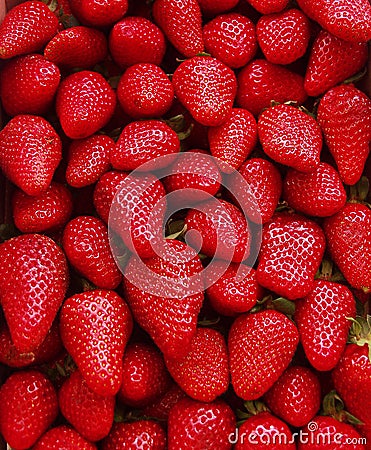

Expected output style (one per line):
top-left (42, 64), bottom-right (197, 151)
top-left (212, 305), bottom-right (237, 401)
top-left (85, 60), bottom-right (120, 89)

top-left (172, 56), bottom-right (237, 127)
top-left (229, 309), bottom-right (299, 400)
top-left (32, 425), bottom-right (97, 450)
top-left (0, 370), bottom-right (58, 449)
top-left (117, 63), bottom-right (174, 119)
top-left (0, 114), bottom-right (62, 196)
top-left (66, 134), bottom-right (113, 188)
top-left (198, 0), bottom-right (239, 16)
top-left (55, 70), bottom-right (116, 139)
top-left (304, 31), bottom-right (368, 97)
top-left (143, 383), bottom-right (187, 421)
top-left (256, 9), bottom-right (311, 65)
top-left (245, 0), bottom-right (289, 14)
top-left (58, 369), bottom-right (115, 442)
top-left (102, 420), bottom-right (166, 450)
top-left (324, 203), bottom-right (371, 292)
top-left (0, 233), bottom-right (68, 352)
top-left (12, 182), bottom-right (73, 233)
top-left (317, 84), bottom-right (371, 186)
top-left (208, 108), bottom-right (258, 172)
top-left (296, 0), bottom-right (371, 43)
top-left (152, 0), bottom-right (204, 58)
top-left (118, 342), bottom-right (170, 407)
top-left (167, 398), bottom-right (235, 450)
top-left (236, 59), bottom-right (307, 117)
top-left (258, 103), bottom-right (322, 173)
top-left (44, 26), bottom-right (108, 70)
top-left (69, 0), bottom-right (128, 27)
top-left (257, 213), bottom-right (326, 299)
top-left (0, 1), bottom-right (58, 59)
top-left (165, 327), bottom-right (229, 402)
top-left (203, 13), bottom-right (257, 69)
top-left (123, 240), bottom-right (204, 360)
top-left (60, 290), bottom-right (132, 396)
top-left (283, 162), bottom-right (347, 217)
top-left (109, 16), bottom-right (166, 68)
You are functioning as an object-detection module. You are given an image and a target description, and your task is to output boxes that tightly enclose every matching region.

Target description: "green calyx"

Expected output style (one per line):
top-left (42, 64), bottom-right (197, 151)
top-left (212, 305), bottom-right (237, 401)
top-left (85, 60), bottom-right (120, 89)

top-left (348, 315), bottom-right (371, 362)
top-left (322, 390), bottom-right (364, 426)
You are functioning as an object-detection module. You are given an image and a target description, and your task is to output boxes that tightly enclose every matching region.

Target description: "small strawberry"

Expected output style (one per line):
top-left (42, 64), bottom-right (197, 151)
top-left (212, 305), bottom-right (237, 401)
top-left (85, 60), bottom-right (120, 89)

top-left (0, 114), bottom-right (62, 196)
top-left (69, 0), bottom-right (128, 27)
top-left (198, 0), bottom-right (239, 16)
top-left (245, 0), bottom-right (289, 14)
top-left (56, 70), bottom-right (116, 139)
top-left (143, 383), bottom-right (187, 421)
top-left (256, 213), bottom-right (326, 300)
top-left (0, 370), bottom-right (58, 449)
top-left (172, 56), bottom-right (237, 127)
top-left (229, 309), bottom-right (299, 400)
top-left (258, 103), bottom-right (322, 173)
top-left (0, 1), bottom-right (58, 59)
top-left (32, 425), bottom-right (97, 450)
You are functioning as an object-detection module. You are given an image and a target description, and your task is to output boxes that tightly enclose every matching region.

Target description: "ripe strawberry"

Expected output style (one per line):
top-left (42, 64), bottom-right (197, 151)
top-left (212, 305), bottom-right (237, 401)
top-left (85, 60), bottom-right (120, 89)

top-left (152, 0), bottom-right (204, 58)
top-left (198, 0), bottom-right (239, 16)
top-left (168, 398), bottom-right (235, 450)
top-left (0, 114), bottom-right (61, 196)
top-left (0, 1), bottom-right (58, 59)
top-left (56, 70), bottom-right (116, 139)
top-left (229, 309), bottom-right (299, 400)
top-left (283, 162), bottom-right (347, 217)
top-left (304, 31), bottom-right (368, 97)
top-left (44, 26), bottom-right (108, 70)
top-left (109, 16), bottom-right (166, 68)
top-left (117, 63), bottom-right (174, 119)
top-left (123, 240), bottom-right (204, 360)
top-left (12, 182), bottom-right (73, 233)
top-left (0, 370), bottom-right (58, 449)
top-left (296, 0), bottom-right (371, 43)
top-left (236, 59), bottom-right (307, 116)
top-left (324, 203), bottom-right (371, 291)
top-left (58, 369), bottom-right (115, 442)
top-left (203, 13), bottom-right (257, 69)
top-left (0, 234), bottom-right (68, 352)
top-left (32, 425), bottom-right (97, 450)
top-left (60, 290), bottom-right (132, 396)
top-left (258, 103), bottom-right (322, 173)
top-left (245, 0), bottom-right (289, 14)
top-left (256, 213), bottom-right (326, 300)
top-left (66, 134), bottom-right (113, 188)
top-left (69, 0), bottom-right (128, 27)
top-left (172, 56), bottom-right (237, 127)
top-left (143, 383), bottom-right (187, 420)
top-left (118, 342), bottom-right (170, 407)
top-left (208, 108), bottom-right (258, 172)
top-left (317, 84), bottom-right (371, 186)
top-left (256, 9), bottom-right (310, 65)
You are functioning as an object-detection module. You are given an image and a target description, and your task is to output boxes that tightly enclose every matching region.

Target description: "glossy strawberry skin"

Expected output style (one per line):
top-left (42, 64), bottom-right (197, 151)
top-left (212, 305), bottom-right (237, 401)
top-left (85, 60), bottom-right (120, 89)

top-left (32, 425), bottom-right (97, 450)
top-left (246, 0), bottom-right (289, 14)
top-left (0, 1), bottom-right (58, 59)
top-left (0, 370), bottom-right (58, 450)
top-left (69, 0), bottom-right (128, 27)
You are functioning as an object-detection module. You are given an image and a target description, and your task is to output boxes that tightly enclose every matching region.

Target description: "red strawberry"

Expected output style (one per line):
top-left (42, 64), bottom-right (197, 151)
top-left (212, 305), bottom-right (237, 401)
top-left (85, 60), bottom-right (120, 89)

top-left (44, 26), bottom-right (107, 70)
top-left (229, 309), bottom-right (299, 400)
top-left (109, 16), bottom-right (166, 68)
top-left (117, 63), bottom-right (174, 119)
top-left (102, 420), bottom-right (166, 450)
top-left (245, 0), bottom-right (289, 14)
top-left (198, 0), bottom-right (239, 16)
top-left (12, 182), bottom-right (73, 233)
top-left (0, 1), bottom-right (58, 59)
top-left (58, 369), bottom-right (115, 442)
top-left (236, 59), bottom-right (307, 116)
top-left (168, 398), bottom-right (235, 450)
top-left (66, 134), bottom-right (113, 188)
top-left (297, 0), bottom-right (371, 43)
top-left (203, 13), bottom-right (257, 69)
top-left (208, 108), bottom-right (258, 172)
top-left (317, 84), bottom-right (371, 185)
top-left (118, 342), bottom-right (170, 407)
top-left (60, 290), bottom-right (132, 396)
top-left (0, 370), bottom-right (58, 449)
top-left (283, 162), bottom-right (347, 217)
top-left (324, 203), bottom-right (371, 291)
top-left (69, 0), bottom-right (128, 27)
top-left (32, 425), bottom-right (97, 450)
top-left (256, 9), bottom-right (310, 65)
top-left (165, 327), bottom-right (229, 402)
top-left (304, 31), bottom-right (368, 97)
top-left (0, 234), bottom-right (68, 352)
top-left (258, 103), bottom-right (322, 173)
top-left (56, 70), bottom-right (116, 139)
top-left (152, 0), bottom-right (204, 58)
top-left (256, 213), bottom-right (326, 300)
top-left (0, 114), bottom-right (61, 196)
top-left (172, 56), bottom-right (237, 127)
top-left (143, 383), bottom-right (187, 421)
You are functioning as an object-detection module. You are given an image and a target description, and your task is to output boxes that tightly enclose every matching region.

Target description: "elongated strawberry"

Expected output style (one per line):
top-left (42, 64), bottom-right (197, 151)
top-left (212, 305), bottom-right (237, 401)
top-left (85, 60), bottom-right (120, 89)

top-left (198, 0), bottom-right (239, 16)
top-left (245, 0), bottom-right (289, 14)
top-left (69, 0), bottom-right (128, 27)
top-left (32, 426), bottom-right (97, 450)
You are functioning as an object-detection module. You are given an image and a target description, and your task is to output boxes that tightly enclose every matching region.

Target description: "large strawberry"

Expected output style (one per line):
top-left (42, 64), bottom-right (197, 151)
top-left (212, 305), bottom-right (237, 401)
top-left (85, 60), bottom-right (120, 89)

top-left (69, 0), bottom-right (128, 27)
top-left (32, 425), bottom-right (97, 450)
